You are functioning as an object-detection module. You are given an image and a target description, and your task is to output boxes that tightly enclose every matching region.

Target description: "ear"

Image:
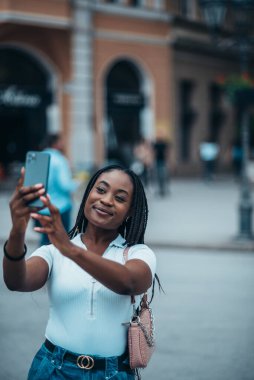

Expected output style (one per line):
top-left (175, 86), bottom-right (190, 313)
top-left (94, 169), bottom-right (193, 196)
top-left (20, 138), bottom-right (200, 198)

top-left (127, 207), bottom-right (134, 219)
top-left (125, 210), bottom-right (134, 223)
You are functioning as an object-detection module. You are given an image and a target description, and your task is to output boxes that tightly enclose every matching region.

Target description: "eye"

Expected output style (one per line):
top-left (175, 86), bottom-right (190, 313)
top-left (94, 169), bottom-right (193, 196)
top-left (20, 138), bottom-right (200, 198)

top-left (115, 195), bottom-right (126, 203)
top-left (96, 186), bottom-right (106, 194)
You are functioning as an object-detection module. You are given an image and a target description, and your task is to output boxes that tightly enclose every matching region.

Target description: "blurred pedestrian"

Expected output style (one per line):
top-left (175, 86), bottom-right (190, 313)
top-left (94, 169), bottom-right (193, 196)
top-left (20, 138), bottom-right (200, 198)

top-left (36, 133), bottom-right (78, 245)
top-left (199, 140), bottom-right (219, 181)
top-left (153, 132), bottom-right (170, 196)
top-left (3, 164), bottom-right (158, 380)
top-left (132, 138), bottom-right (154, 188)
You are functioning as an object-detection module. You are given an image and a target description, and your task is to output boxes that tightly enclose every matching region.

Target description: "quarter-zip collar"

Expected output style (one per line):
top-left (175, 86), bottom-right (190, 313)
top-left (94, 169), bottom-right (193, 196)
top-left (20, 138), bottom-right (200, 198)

top-left (108, 234), bottom-right (126, 248)
top-left (78, 233), bottom-right (126, 250)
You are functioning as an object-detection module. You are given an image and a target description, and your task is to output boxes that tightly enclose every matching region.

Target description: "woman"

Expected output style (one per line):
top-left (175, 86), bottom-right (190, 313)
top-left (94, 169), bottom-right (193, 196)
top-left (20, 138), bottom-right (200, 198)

top-left (3, 165), bottom-right (156, 380)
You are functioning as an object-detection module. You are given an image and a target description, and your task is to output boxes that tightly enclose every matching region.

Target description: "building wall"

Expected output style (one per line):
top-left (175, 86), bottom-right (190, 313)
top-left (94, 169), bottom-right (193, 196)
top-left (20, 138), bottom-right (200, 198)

top-left (0, 0), bottom-right (245, 176)
top-left (173, 49), bottom-right (239, 175)
top-left (0, 0), bottom-right (70, 19)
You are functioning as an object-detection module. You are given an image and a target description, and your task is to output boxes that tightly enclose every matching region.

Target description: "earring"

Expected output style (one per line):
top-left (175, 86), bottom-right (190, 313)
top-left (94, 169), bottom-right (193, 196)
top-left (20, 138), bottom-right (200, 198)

top-left (73, 225), bottom-right (79, 236)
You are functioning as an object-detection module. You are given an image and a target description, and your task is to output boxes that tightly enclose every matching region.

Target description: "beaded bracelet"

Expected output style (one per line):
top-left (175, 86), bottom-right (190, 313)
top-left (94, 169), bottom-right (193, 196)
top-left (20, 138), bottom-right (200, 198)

top-left (3, 240), bottom-right (27, 261)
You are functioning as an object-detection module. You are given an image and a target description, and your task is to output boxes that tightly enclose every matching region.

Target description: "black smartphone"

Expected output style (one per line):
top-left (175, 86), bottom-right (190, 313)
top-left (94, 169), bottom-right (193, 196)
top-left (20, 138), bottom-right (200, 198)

top-left (23, 151), bottom-right (51, 208)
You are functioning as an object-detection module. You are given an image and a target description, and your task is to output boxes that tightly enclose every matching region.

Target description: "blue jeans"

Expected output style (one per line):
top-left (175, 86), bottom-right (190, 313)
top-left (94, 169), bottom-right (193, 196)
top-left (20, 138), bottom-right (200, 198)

top-left (27, 343), bottom-right (135, 380)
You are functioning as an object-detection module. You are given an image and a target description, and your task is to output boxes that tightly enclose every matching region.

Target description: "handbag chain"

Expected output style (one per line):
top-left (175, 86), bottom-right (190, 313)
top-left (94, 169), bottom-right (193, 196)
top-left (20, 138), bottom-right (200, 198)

top-left (134, 306), bottom-right (155, 347)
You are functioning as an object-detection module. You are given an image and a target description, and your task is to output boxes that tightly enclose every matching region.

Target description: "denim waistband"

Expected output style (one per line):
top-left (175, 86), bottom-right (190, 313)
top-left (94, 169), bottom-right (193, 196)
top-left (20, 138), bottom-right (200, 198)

top-left (43, 339), bottom-right (132, 374)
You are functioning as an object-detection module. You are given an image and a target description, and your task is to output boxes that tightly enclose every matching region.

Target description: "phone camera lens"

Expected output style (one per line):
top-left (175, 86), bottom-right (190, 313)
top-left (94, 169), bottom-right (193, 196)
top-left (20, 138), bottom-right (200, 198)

top-left (27, 152), bottom-right (36, 163)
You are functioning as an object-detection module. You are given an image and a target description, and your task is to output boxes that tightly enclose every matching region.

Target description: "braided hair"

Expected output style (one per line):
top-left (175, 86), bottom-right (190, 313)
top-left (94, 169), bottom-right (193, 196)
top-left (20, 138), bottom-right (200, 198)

top-left (69, 165), bottom-right (148, 246)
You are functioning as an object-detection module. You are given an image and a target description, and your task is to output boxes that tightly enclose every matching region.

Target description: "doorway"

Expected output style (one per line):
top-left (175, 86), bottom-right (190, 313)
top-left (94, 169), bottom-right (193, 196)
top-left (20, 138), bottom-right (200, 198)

top-left (106, 60), bottom-right (145, 167)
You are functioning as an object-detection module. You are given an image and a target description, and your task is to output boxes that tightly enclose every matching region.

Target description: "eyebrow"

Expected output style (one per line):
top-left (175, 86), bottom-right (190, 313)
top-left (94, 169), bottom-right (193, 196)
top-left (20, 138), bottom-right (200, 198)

top-left (97, 180), bottom-right (129, 195)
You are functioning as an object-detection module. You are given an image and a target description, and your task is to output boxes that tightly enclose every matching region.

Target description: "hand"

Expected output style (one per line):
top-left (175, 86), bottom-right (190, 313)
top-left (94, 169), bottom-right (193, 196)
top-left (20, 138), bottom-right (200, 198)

top-left (9, 167), bottom-right (46, 234)
top-left (31, 195), bottom-right (71, 253)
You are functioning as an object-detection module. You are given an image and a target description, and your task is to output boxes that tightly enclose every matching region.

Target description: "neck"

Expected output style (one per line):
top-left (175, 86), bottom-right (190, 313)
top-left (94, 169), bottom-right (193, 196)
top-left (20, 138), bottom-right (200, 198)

top-left (82, 224), bottom-right (119, 245)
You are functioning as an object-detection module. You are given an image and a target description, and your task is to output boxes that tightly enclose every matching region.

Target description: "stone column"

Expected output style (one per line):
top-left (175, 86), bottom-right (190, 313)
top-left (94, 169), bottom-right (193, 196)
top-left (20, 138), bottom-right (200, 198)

top-left (71, 0), bottom-right (94, 172)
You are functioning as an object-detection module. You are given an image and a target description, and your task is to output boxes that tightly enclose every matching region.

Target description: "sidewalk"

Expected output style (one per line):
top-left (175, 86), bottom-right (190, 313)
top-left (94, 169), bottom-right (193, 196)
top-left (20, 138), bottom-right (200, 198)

top-left (1, 177), bottom-right (254, 251)
top-left (145, 178), bottom-right (254, 251)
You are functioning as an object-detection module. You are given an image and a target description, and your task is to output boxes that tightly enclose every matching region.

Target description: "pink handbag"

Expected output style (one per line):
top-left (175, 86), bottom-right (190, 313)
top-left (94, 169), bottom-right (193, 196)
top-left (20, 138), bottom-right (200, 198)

top-left (123, 248), bottom-right (155, 370)
top-left (128, 293), bottom-right (155, 369)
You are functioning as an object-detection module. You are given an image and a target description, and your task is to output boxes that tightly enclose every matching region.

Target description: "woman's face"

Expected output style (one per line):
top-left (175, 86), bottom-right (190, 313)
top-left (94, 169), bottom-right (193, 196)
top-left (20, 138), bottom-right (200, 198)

top-left (84, 170), bottom-right (134, 230)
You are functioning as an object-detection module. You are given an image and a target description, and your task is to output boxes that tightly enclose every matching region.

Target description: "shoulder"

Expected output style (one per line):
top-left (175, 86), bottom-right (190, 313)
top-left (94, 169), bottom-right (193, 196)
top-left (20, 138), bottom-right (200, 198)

top-left (29, 243), bottom-right (57, 269)
top-left (128, 244), bottom-right (156, 278)
top-left (29, 236), bottom-right (81, 271)
top-left (128, 244), bottom-right (154, 255)
top-left (128, 244), bottom-right (155, 261)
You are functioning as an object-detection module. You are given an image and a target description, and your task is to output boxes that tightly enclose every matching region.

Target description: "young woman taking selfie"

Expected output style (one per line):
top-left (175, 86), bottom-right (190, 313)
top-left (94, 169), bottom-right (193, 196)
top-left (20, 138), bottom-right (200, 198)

top-left (3, 164), bottom-right (157, 380)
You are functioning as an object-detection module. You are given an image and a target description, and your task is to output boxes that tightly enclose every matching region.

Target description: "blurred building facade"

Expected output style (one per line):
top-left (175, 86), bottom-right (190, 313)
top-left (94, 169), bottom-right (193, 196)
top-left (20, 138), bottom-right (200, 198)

top-left (0, 0), bottom-right (249, 177)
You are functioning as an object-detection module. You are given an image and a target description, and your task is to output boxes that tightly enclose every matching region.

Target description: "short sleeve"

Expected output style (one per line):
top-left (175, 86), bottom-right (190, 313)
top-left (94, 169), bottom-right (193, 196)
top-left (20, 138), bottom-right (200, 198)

top-left (29, 244), bottom-right (53, 275)
top-left (127, 244), bottom-right (156, 279)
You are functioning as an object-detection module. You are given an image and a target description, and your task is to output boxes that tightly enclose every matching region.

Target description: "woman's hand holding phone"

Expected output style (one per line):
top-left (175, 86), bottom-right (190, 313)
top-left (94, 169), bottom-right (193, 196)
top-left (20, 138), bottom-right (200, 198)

top-left (9, 167), bottom-right (46, 234)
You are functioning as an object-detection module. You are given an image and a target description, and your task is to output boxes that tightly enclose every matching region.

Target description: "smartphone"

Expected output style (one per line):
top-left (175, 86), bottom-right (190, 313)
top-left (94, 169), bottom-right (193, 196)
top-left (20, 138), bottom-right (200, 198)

top-left (23, 151), bottom-right (51, 208)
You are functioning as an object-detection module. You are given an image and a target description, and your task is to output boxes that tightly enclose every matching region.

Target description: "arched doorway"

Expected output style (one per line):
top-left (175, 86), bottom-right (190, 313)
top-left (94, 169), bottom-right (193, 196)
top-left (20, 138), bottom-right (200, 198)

top-left (0, 46), bottom-right (53, 178)
top-left (106, 60), bottom-right (146, 167)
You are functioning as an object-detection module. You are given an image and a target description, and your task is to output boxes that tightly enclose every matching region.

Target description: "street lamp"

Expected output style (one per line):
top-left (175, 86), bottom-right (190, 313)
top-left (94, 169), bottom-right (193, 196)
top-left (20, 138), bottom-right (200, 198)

top-left (199, 0), bottom-right (254, 241)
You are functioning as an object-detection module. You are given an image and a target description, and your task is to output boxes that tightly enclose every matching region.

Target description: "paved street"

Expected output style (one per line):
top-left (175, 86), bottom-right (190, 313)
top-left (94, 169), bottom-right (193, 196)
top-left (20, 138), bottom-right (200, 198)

top-left (1, 247), bottom-right (254, 380)
top-left (145, 248), bottom-right (254, 380)
top-left (145, 177), bottom-right (254, 251)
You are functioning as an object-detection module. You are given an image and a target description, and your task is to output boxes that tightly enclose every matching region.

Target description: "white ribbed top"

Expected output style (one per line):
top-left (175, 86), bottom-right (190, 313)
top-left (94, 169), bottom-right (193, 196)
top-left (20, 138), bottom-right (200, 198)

top-left (30, 234), bottom-right (156, 356)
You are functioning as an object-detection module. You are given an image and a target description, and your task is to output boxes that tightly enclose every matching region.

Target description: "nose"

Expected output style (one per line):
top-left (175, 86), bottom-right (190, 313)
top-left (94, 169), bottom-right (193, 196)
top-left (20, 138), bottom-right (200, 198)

top-left (100, 192), bottom-right (113, 206)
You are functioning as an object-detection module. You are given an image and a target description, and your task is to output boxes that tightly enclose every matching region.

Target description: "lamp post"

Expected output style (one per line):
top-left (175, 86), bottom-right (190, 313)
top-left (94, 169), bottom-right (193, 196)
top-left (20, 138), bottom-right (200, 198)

top-left (199, 0), bottom-right (254, 241)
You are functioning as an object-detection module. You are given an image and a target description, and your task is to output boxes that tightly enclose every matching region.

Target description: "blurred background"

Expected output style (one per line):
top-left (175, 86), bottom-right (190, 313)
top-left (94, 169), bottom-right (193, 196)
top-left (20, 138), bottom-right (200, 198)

top-left (1, 1), bottom-right (254, 379)
top-left (0, 0), bottom-right (254, 182)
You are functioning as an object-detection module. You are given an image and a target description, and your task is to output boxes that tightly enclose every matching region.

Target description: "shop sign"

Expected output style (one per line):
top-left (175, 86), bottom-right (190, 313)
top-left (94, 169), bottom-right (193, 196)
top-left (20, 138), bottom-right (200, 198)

top-left (0, 85), bottom-right (41, 108)
top-left (109, 92), bottom-right (144, 107)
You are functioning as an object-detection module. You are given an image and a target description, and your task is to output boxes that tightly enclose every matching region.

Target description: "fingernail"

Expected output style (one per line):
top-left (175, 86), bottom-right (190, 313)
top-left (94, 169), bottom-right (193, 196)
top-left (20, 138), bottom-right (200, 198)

top-left (34, 183), bottom-right (43, 188)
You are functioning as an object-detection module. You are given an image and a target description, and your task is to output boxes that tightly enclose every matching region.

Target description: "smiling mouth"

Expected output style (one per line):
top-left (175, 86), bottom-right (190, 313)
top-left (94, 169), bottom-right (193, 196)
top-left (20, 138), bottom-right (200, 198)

top-left (93, 206), bottom-right (113, 216)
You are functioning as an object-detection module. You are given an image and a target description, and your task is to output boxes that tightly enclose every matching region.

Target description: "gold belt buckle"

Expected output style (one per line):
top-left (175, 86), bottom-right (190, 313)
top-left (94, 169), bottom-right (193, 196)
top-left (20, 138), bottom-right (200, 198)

top-left (77, 355), bottom-right (94, 370)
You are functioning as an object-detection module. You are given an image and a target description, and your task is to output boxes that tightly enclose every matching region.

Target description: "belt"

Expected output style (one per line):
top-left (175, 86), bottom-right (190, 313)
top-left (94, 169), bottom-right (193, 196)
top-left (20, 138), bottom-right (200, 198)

top-left (44, 339), bottom-right (132, 372)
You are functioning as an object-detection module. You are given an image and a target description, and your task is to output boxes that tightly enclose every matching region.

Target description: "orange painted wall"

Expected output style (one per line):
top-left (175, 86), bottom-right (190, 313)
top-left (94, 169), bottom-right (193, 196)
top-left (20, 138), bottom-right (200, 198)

top-left (94, 13), bottom-right (169, 37)
top-left (0, 0), bottom-right (70, 18)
